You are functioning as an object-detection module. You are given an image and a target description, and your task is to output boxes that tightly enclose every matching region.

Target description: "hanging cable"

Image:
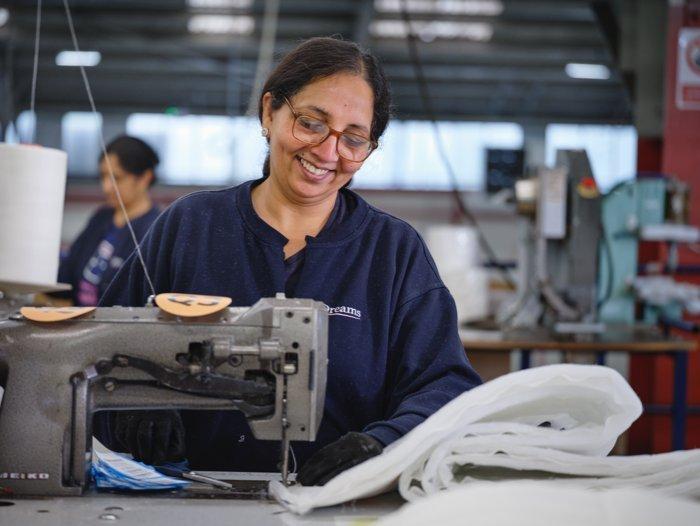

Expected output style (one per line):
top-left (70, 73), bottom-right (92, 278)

top-left (246, 0), bottom-right (280, 116)
top-left (398, 1), bottom-right (516, 290)
top-left (29, 0), bottom-right (42, 144)
top-left (596, 222), bottom-right (614, 311)
top-left (61, 0), bottom-right (157, 303)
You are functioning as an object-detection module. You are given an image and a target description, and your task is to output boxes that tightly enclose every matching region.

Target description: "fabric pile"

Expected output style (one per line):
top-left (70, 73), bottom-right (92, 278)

top-left (270, 364), bottom-right (700, 515)
top-left (377, 481), bottom-right (700, 526)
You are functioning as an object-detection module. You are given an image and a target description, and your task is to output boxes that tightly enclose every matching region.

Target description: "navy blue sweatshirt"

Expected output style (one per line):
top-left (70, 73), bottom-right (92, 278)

top-left (102, 180), bottom-right (481, 471)
top-left (56, 206), bottom-right (160, 306)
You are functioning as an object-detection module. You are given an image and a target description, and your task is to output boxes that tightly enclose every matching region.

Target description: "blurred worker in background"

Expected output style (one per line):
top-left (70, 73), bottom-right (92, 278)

top-left (56, 135), bottom-right (160, 306)
top-left (101, 37), bottom-right (481, 485)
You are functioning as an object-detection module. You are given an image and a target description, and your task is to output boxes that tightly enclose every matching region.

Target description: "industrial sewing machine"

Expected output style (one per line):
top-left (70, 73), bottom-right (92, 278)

top-left (0, 144), bottom-right (329, 498)
top-left (508, 149), bottom-right (699, 332)
top-left (508, 149), bottom-right (603, 330)
top-left (0, 295), bottom-right (328, 496)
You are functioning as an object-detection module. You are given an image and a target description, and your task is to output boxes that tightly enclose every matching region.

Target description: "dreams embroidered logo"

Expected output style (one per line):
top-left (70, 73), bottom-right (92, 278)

top-left (326, 305), bottom-right (362, 320)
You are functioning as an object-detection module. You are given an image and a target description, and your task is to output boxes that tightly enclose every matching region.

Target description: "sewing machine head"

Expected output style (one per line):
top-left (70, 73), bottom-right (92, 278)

top-left (0, 296), bottom-right (328, 496)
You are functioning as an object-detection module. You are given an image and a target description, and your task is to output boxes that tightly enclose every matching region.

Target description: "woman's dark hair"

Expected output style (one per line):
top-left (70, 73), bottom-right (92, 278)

top-left (258, 36), bottom-right (392, 177)
top-left (101, 135), bottom-right (159, 186)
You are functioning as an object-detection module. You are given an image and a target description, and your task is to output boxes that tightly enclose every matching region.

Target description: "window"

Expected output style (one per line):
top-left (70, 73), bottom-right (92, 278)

top-left (545, 124), bottom-right (637, 193)
top-left (123, 113), bottom-right (522, 189)
top-left (61, 112), bottom-right (103, 177)
top-left (126, 113), bottom-right (266, 185)
top-left (355, 120), bottom-right (523, 190)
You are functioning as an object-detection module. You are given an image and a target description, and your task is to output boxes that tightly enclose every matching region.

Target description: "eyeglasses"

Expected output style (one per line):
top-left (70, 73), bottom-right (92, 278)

top-left (283, 97), bottom-right (376, 162)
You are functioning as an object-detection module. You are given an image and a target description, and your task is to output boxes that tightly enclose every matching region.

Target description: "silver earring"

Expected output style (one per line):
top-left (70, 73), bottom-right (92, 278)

top-left (261, 127), bottom-right (269, 138)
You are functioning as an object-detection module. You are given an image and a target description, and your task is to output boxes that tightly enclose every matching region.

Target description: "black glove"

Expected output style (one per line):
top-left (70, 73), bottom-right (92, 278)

top-left (297, 432), bottom-right (383, 486)
top-left (113, 410), bottom-right (186, 466)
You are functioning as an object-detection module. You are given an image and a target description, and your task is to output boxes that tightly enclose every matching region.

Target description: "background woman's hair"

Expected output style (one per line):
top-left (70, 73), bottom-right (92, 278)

top-left (258, 36), bottom-right (392, 178)
top-left (101, 135), bottom-right (160, 185)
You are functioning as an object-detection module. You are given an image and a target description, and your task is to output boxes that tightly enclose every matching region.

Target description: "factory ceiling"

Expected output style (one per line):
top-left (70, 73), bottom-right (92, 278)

top-left (0, 0), bottom-right (632, 125)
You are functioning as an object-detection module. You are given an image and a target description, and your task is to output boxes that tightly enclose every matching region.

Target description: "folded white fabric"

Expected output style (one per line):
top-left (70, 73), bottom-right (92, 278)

top-left (271, 364), bottom-right (656, 514)
top-left (377, 481), bottom-right (700, 526)
top-left (401, 430), bottom-right (700, 500)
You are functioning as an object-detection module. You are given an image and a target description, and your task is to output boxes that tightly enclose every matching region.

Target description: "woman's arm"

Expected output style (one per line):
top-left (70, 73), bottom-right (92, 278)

top-left (363, 286), bottom-right (482, 446)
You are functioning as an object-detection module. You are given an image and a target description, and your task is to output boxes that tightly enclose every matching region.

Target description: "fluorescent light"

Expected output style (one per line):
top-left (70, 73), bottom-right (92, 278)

top-left (565, 63), bottom-right (611, 80)
top-left (0, 8), bottom-right (9, 28)
top-left (55, 50), bottom-right (101, 67)
top-left (187, 15), bottom-right (255, 34)
top-left (375, 0), bottom-right (504, 16)
top-left (187, 0), bottom-right (253, 8)
top-left (371, 20), bottom-right (493, 42)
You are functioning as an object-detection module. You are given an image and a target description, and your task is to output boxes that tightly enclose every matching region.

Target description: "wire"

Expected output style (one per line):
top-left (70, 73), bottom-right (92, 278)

top-left (29, 0), bottom-right (42, 144)
top-left (535, 219), bottom-right (580, 320)
top-left (246, 0), bottom-right (280, 116)
top-left (497, 222), bottom-right (537, 326)
top-left (61, 0), bottom-right (157, 303)
top-left (289, 443), bottom-right (297, 475)
top-left (540, 282), bottom-right (579, 320)
top-left (398, 1), bottom-right (517, 290)
top-left (497, 284), bottom-right (536, 327)
top-left (596, 222), bottom-right (614, 311)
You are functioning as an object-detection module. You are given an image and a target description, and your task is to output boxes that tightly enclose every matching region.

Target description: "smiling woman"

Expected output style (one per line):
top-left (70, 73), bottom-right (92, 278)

top-left (254, 73), bottom-right (378, 257)
top-left (260, 75), bottom-right (373, 202)
top-left (99, 37), bottom-right (482, 486)
top-left (250, 38), bottom-right (390, 258)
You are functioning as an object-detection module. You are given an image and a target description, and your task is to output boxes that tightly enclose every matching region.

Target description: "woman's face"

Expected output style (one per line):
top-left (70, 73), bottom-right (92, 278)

top-left (99, 153), bottom-right (151, 209)
top-left (262, 72), bottom-right (374, 204)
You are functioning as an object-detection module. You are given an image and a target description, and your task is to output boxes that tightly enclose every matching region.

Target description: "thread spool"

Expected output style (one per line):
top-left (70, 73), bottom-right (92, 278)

top-left (0, 143), bottom-right (70, 294)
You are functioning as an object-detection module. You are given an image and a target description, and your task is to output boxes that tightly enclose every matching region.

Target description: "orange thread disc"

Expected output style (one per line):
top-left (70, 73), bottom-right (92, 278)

top-left (21, 306), bottom-right (96, 322)
top-left (155, 293), bottom-right (232, 317)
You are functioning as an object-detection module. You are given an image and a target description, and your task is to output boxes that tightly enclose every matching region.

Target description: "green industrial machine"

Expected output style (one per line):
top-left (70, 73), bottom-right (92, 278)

top-left (598, 175), bottom-right (699, 327)
top-left (598, 178), bottom-right (667, 325)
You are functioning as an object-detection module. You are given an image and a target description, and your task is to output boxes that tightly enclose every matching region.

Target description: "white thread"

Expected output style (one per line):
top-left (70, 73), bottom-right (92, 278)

top-left (246, 0), bottom-right (280, 116)
top-left (61, 0), bottom-right (157, 303)
top-left (290, 443), bottom-right (297, 474)
top-left (29, 0), bottom-right (42, 144)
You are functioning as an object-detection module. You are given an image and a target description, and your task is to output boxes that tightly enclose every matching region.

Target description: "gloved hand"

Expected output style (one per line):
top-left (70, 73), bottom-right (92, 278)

top-left (297, 432), bottom-right (383, 486)
top-left (113, 410), bottom-right (186, 466)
